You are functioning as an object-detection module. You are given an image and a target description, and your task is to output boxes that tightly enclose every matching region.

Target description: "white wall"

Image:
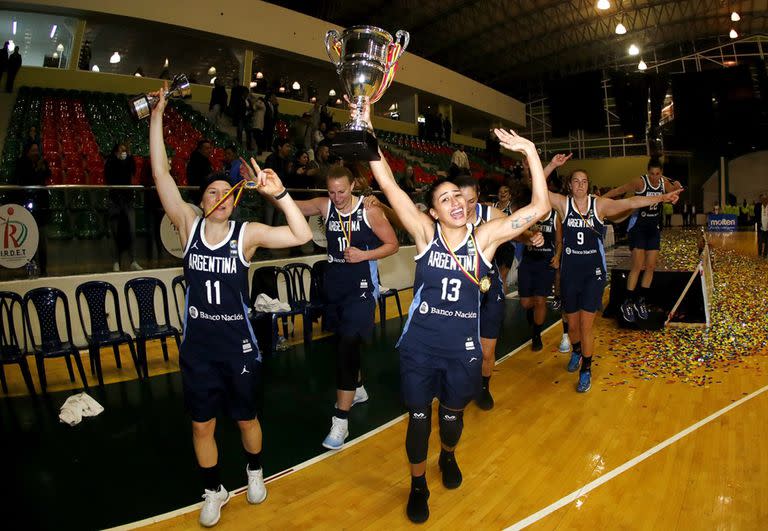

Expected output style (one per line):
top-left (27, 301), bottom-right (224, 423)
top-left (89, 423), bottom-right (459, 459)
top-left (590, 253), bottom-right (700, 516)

top-left (703, 151), bottom-right (768, 211)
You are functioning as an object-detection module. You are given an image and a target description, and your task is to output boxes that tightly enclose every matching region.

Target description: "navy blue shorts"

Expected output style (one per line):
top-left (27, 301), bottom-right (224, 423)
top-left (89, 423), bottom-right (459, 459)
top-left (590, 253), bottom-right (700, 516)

top-left (561, 265), bottom-right (605, 314)
top-left (628, 222), bottom-right (661, 251)
top-left (518, 259), bottom-right (556, 298)
top-left (180, 350), bottom-right (261, 422)
top-left (399, 347), bottom-right (482, 410)
top-left (323, 293), bottom-right (376, 339)
top-left (480, 281), bottom-right (505, 339)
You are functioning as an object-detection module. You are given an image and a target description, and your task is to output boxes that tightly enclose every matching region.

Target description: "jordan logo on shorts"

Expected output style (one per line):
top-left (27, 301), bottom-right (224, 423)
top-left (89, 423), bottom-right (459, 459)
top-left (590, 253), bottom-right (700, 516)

top-left (469, 357), bottom-right (478, 363)
top-left (241, 365), bottom-right (249, 375)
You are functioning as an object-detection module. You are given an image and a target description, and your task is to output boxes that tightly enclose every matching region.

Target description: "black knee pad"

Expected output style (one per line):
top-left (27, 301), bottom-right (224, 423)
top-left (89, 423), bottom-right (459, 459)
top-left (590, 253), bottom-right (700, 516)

top-left (336, 336), bottom-right (361, 391)
top-left (405, 407), bottom-right (431, 464)
top-left (438, 405), bottom-right (464, 448)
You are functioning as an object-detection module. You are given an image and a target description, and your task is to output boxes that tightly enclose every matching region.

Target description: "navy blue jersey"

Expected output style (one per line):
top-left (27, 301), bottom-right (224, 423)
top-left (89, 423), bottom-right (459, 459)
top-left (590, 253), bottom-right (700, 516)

top-left (398, 224), bottom-right (492, 358)
top-left (181, 217), bottom-right (259, 361)
top-left (561, 195), bottom-right (606, 273)
top-left (628, 174), bottom-right (665, 231)
top-left (494, 201), bottom-right (513, 216)
top-left (324, 197), bottom-right (382, 301)
top-left (521, 209), bottom-right (558, 263)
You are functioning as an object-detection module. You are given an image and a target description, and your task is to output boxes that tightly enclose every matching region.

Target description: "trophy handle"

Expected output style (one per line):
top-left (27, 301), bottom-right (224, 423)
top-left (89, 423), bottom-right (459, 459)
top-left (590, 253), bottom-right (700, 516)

top-left (325, 30), bottom-right (343, 69)
top-left (390, 30), bottom-right (410, 65)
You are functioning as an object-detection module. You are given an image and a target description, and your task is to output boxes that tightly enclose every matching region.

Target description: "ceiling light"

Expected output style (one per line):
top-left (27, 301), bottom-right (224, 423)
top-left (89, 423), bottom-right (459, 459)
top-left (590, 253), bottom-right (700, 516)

top-left (56, 43), bottom-right (64, 52)
top-left (92, 64), bottom-right (100, 72)
top-left (256, 71), bottom-right (264, 79)
top-left (52, 52), bottom-right (58, 59)
top-left (278, 86), bottom-right (286, 93)
top-left (596, 0), bottom-right (610, 10)
top-left (310, 96), bottom-right (317, 103)
top-left (729, 28), bottom-right (738, 39)
top-left (50, 24), bottom-right (57, 39)
top-left (329, 89), bottom-right (336, 97)
top-left (731, 12), bottom-right (740, 22)
top-left (638, 59), bottom-right (647, 70)
top-left (291, 81), bottom-right (301, 90)
top-left (628, 44), bottom-right (640, 56)
top-left (12, 21), bottom-right (16, 35)
top-left (109, 52), bottom-right (121, 64)
top-left (615, 23), bottom-right (627, 35)
top-left (163, 58), bottom-right (169, 68)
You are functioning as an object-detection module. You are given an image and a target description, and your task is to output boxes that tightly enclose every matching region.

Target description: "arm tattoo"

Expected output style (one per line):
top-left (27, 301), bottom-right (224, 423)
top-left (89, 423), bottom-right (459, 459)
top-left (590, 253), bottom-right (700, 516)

top-left (509, 212), bottom-right (536, 229)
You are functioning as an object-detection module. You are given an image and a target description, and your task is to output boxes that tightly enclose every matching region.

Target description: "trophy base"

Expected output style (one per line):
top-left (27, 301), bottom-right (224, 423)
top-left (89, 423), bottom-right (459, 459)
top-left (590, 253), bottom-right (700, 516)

top-left (329, 130), bottom-right (381, 161)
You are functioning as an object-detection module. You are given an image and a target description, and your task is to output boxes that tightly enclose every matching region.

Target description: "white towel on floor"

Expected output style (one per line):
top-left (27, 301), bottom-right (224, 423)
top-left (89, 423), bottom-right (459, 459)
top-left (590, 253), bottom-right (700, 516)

top-left (59, 392), bottom-right (105, 426)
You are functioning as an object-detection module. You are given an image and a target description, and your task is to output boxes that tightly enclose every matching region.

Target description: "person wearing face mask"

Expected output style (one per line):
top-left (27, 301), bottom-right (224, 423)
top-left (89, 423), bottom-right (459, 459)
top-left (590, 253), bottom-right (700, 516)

top-left (149, 83), bottom-right (312, 528)
top-left (105, 143), bottom-right (141, 271)
top-left (16, 142), bottom-right (50, 275)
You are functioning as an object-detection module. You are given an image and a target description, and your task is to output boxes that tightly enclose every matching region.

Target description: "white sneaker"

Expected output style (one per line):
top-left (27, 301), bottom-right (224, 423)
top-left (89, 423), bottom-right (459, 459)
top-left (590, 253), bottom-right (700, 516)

top-left (321, 416), bottom-right (349, 450)
top-left (334, 385), bottom-right (369, 409)
top-left (246, 466), bottom-right (267, 504)
top-left (112, 262), bottom-right (120, 272)
top-left (130, 261), bottom-right (143, 271)
top-left (558, 333), bottom-right (571, 353)
top-left (199, 485), bottom-right (229, 527)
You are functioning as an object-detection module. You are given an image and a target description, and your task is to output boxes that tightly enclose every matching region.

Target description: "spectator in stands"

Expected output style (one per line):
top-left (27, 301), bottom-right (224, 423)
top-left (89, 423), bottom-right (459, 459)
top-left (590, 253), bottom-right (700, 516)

top-left (222, 145), bottom-right (241, 183)
top-left (400, 165), bottom-right (416, 195)
top-left (263, 92), bottom-right (279, 153)
top-left (23, 125), bottom-right (40, 153)
top-left (16, 142), bottom-right (49, 274)
top-left (291, 112), bottom-right (314, 152)
top-left (186, 139), bottom-right (213, 192)
top-left (78, 40), bottom-right (91, 70)
top-left (313, 121), bottom-right (326, 153)
top-left (208, 77), bottom-right (227, 128)
top-left (682, 201), bottom-right (690, 227)
top-left (319, 124), bottom-right (338, 149)
top-left (263, 139), bottom-right (293, 225)
top-left (0, 42), bottom-right (8, 87)
top-left (247, 88), bottom-right (264, 152)
top-left (229, 77), bottom-right (249, 146)
top-left (312, 144), bottom-right (332, 188)
top-left (288, 150), bottom-right (317, 189)
top-left (105, 143), bottom-right (141, 272)
top-left (756, 193), bottom-right (768, 258)
top-left (442, 115), bottom-right (452, 143)
top-left (450, 144), bottom-right (470, 174)
top-left (6, 46), bottom-right (21, 93)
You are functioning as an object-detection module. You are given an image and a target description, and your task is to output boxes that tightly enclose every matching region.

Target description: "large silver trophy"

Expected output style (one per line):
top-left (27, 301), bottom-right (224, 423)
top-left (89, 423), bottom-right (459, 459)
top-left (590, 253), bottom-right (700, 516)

top-left (325, 26), bottom-right (409, 160)
top-left (128, 74), bottom-right (192, 120)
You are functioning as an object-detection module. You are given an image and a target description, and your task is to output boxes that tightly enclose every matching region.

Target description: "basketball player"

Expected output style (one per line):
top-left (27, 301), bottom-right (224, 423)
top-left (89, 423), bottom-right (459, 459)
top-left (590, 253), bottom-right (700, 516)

top-left (362, 107), bottom-right (551, 521)
top-left (149, 84), bottom-right (312, 527)
top-left (602, 159), bottom-right (682, 322)
top-left (294, 167), bottom-right (398, 451)
top-left (546, 167), bottom-right (681, 393)
top-left (453, 175), bottom-right (543, 410)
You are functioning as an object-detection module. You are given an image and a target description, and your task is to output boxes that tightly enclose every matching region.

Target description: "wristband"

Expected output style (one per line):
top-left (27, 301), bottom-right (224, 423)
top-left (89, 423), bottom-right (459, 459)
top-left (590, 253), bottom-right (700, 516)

top-left (273, 189), bottom-right (288, 200)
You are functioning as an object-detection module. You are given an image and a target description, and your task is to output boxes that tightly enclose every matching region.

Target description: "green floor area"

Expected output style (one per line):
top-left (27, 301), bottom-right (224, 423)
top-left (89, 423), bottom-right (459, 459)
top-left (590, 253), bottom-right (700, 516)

top-left (0, 301), bottom-right (558, 530)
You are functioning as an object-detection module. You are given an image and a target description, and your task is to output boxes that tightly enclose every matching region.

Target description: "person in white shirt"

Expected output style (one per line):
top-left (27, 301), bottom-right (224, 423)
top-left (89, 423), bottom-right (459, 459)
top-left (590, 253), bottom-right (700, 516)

top-left (450, 145), bottom-right (470, 172)
top-left (756, 193), bottom-right (768, 258)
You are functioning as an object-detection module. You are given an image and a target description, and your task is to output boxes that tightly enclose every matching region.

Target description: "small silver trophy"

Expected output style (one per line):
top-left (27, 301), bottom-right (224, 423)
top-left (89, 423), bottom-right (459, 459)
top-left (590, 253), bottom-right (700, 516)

top-left (128, 74), bottom-right (192, 120)
top-left (325, 26), bottom-right (409, 160)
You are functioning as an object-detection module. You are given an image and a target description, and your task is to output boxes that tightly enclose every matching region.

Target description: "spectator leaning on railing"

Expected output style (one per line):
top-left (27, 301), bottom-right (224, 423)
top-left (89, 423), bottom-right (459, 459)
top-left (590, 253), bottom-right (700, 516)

top-left (105, 142), bottom-right (141, 272)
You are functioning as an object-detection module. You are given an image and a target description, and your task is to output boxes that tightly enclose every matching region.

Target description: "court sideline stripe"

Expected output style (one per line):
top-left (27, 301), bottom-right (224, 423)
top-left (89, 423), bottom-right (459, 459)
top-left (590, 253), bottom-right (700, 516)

top-left (504, 382), bottom-right (768, 531)
top-left (107, 320), bottom-right (561, 530)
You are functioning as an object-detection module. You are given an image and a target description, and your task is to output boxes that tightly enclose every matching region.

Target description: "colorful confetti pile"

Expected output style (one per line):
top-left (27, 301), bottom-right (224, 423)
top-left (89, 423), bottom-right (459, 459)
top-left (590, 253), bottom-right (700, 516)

top-left (606, 232), bottom-right (768, 386)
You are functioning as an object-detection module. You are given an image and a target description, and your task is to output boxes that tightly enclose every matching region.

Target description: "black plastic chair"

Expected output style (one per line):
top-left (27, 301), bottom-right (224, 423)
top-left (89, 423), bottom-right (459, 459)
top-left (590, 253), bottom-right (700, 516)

top-left (171, 274), bottom-right (186, 330)
top-left (23, 287), bottom-right (88, 392)
top-left (124, 277), bottom-right (181, 378)
top-left (378, 276), bottom-right (403, 322)
top-left (310, 260), bottom-right (330, 332)
top-left (283, 262), bottom-right (317, 343)
top-left (249, 266), bottom-right (298, 354)
top-left (75, 281), bottom-right (141, 386)
top-left (0, 291), bottom-right (35, 395)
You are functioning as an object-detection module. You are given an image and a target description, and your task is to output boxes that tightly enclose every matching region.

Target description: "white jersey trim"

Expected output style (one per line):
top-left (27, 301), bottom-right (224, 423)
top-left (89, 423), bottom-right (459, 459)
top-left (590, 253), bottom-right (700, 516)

top-left (238, 222), bottom-right (250, 268)
top-left (200, 219), bottom-right (236, 250)
top-left (183, 216), bottom-right (202, 257)
top-left (591, 195), bottom-right (605, 225)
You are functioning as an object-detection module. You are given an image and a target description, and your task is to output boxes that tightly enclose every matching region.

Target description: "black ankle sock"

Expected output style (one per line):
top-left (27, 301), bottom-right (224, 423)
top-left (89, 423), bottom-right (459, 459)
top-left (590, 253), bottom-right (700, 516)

top-left (334, 407), bottom-right (349, 420)
top-left (533, 323), bottom-right (543, 336)
top-left (411, 473), bottom-right (427, 490)
top-left (562, 320), bottom-right (569, 334)
top-left (626, 288), bottom-right (636, 303)
top-left (200, 464), bottom-right (221, 492)
top-left (581, 356), bottom-right (592, 372)
top-left (640, 286), bottom-right (651, 300)
top-left (572, 341), bottom-right (582, 353)
top-left (245, 450), bottom-right (262, 471)
top-left (526, 308), bottom-right (533, 325)
top-left (439, 448), bottom-right (454, 460)
top-left (482, 375), bottom-right (490, 389)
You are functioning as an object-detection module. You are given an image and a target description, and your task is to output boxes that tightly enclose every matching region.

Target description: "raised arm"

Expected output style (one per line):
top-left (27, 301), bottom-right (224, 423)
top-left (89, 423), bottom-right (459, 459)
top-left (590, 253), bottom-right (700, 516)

top-left (343, 205), bottom-right (399, 263)
top-left (476, 130), bottom-right (550, 257)
top-left (242, 162), bottom-right (312, 254)
top-left (597, 188), bottom-right (683, 220)
top-left (543, 152), bottom-right (572, 179)
top-left (602, 176), bottom-right (644, 199)
top-left (149, 83), bottom-right (197, 242)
